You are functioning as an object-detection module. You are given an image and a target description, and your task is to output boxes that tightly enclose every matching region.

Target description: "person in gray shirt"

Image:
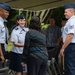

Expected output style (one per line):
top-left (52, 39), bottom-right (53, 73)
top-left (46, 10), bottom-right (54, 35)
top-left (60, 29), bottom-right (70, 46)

top-left (0, 2), bottom-right (11, 62)
top-left (45, 17), bottom-right (61, 60)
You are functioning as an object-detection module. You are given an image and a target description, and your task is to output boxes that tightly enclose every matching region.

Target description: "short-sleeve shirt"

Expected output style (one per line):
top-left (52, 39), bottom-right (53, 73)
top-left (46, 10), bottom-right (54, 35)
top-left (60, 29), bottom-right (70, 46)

top-left (0, 17), bottom-right (5, 43)
top-left (62, 16), bottom-right (75, 43)
top-left (45, 25), bottom-right (61, 47)
top-left (10, 26), bottom-right (29, 54)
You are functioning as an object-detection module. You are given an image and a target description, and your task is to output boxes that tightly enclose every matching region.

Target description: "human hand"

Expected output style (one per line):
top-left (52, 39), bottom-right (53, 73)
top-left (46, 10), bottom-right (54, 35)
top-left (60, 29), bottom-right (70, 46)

top-left (0, 55), bottom-right (5, 63)
top-left (60, 49), bottom-right (64, 57)
top-left (21, 62), bottom-right (25, 67)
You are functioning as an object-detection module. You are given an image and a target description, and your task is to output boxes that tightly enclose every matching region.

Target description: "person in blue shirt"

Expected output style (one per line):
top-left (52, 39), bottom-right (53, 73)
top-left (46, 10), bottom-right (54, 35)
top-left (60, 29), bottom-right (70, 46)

top-left (23, 16), bottom-right (48, 75)
top-left (0, 2), bottom-right (11, 62)
top-left (9, 14), bottom-right (29, 75)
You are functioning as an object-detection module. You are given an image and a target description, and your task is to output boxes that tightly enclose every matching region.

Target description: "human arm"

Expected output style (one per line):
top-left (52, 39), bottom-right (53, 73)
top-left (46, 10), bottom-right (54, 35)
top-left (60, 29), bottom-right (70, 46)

top-left (0, 25), bottom-right (5, 62)
top-left (60, 33), bottom-right (74, 56)
top-left (0, 44), bottom-right (5, 63)
top-left (13, 42), bottom-right (24, 47)
top-left (10, 30), bottom-right (24, 47)
top-left (60, 20), bottom-right (75, 56)
top-left (56, 36), bottom-right (62, 46)
top-left (56, 28), bottom-right (62, 46)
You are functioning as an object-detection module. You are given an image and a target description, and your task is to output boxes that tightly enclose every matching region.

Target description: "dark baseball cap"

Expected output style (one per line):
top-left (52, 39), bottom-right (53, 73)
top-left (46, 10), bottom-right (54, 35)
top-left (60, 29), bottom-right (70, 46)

top-left (17, 14), bottom-right (25, 20)
top-left (0, 2), bottom-right (11, 12)
top-left (64, 3), bottom-right (75, 9)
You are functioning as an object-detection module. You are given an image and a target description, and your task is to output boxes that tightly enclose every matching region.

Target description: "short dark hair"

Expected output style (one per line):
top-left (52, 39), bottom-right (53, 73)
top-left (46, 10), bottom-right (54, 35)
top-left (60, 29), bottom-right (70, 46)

top-left (49, 17), bottom-right (55, 20)
top-left (29, 16), bottom-right (41, 30)
top-left (61, 18), bottom-right (67, 21)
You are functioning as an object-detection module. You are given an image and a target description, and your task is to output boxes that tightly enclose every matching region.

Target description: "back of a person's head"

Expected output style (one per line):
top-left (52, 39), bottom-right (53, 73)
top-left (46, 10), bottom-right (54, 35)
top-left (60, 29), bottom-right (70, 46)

top-left (29, 16), bottom-right (41, 30)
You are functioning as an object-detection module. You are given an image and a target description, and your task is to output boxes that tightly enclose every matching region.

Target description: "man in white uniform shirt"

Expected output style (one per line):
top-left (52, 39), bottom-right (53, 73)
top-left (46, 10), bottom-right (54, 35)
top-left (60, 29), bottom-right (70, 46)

top-left (60, 3), bottom-right (75, 75)
top-left (0, 2), bottom-right (11, 62)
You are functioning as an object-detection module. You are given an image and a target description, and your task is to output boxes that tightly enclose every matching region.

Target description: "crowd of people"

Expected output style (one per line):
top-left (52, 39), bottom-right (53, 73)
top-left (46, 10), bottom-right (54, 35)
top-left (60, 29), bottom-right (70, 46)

top-left (0, 2), bottom-right (75, 75)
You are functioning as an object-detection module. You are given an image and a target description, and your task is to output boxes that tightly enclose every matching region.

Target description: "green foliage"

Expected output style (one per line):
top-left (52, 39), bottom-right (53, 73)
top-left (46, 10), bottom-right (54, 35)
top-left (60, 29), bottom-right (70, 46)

top-left (41, 23), bottom-right (50, 29)
top-left (7, 41), bottom-right (12, 52)
top-left (44, 7), bottom-right (64, 28)
top-left (6, 6), bottom-right (65, 35)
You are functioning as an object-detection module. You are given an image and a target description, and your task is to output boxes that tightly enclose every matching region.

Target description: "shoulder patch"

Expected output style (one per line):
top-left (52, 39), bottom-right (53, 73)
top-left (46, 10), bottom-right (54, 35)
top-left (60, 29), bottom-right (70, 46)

top-left (69, 25), bottom-right (74, 29)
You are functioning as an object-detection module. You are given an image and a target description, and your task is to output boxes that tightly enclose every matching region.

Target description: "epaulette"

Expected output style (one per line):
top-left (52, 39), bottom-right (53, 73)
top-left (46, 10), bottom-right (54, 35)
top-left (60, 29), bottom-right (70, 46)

top-left (15, 27), bottom-right (18, 30)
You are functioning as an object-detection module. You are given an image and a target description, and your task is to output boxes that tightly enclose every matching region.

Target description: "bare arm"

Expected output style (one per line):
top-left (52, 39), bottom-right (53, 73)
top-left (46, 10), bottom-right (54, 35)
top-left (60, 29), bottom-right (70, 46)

top-left (60, 33), bottom-right (74, 56)
top-left (13, 42), bottom-right (24, 47)
top-left (57, 36), bottom-right (62, 46)
top-left (0, 44), bottom-right (5, 63)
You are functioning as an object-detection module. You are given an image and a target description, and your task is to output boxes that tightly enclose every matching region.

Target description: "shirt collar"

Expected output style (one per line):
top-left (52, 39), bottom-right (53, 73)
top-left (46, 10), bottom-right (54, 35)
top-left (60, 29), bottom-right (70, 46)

top-left (67, 15), bottom-right (75, 22)
top-left (69, 15), bottom-right (75, 20)
top-left (17, 26), bottom-right (26, 31)
top-left (0, 17), bottom-right (5, 23)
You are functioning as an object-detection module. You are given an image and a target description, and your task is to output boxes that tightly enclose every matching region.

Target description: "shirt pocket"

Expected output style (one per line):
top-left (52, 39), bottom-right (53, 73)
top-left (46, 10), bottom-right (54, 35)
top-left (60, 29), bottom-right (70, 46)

top-left (1, 26), bottom-right (5, 33)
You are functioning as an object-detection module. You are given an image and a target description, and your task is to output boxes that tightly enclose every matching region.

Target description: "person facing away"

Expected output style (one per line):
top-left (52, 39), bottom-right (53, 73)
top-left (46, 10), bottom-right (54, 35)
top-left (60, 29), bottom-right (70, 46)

top-left (9, 14), bottom-right (29, 75)
top-left (45, 17), bottom-right (61, 60)
top-left (60, 3), bottom-right (75, 75)
top-left (0, 2), bottom-right (11, 62)
top-left (22, 16), bottom-right (48, 75)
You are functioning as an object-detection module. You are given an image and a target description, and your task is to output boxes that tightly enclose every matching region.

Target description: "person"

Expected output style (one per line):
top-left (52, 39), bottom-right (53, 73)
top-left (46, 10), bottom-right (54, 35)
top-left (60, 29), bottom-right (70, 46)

top-left (60, 18), bottom-right (67, 45)
top-left (60, 3), bottom-right (75, 75)
top-left (0, 2), bottom-right (11, 62)
top-left (61, 18), bottom-right (67, 33)
top-left (9, 14), bottom-right (29, 75)
top-left (11, 15), bottom-right (27, 31)
top-left (60, 18), bottom-right (67, 74)
top-left (45, 17), bottom-right (61, 60)
top-left (22, 16), bottom-right (48, 75)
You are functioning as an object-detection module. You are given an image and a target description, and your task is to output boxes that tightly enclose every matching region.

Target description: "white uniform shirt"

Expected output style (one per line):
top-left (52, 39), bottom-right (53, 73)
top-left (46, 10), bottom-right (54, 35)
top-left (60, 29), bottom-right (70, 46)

top-left (0, 17), bottom-right (5, 43)
top-left (62, 16), bottom-right (75, 43)
top-left (10, 26), bottom-right (29, 54)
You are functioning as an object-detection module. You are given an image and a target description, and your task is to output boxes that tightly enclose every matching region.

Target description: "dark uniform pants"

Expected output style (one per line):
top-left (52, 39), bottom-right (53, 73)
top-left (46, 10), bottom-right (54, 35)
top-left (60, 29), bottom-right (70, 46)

top-left (64, 43), bottom-right (75, 75)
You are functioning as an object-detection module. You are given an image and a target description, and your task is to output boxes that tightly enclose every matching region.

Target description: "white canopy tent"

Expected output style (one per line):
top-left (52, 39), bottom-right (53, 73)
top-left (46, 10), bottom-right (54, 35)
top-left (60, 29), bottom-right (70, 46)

top-left (0, 0), bottom-right (75, 11)
top-left (0, 0), bottom-right (75, 22)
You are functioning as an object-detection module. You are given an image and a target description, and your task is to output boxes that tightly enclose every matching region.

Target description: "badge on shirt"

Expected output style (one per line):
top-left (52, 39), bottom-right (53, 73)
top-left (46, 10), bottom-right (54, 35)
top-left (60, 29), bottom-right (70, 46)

top-left (69, 25), bottom-right (74, 29)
